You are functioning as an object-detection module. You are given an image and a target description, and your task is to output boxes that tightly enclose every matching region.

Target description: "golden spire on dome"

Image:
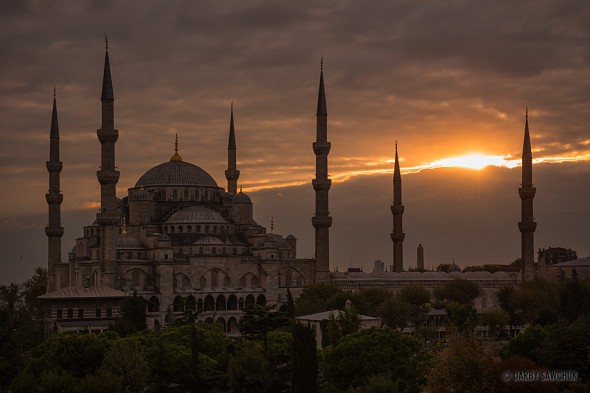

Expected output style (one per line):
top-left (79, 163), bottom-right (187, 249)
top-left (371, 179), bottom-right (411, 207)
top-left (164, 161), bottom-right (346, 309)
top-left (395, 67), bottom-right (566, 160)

top-left (122, 216), bottom-right (127, 235)
top-left (170, 133), bottom-right (183, 162)
top-left (270, 215), bottom-right (275, 235)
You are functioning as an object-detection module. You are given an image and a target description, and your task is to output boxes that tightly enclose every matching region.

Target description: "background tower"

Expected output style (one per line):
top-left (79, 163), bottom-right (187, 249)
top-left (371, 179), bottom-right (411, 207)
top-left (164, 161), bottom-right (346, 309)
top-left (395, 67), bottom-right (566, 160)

top-left (417, 244), bottom-right (424, 271)
top-left (225, 103), bottom-right (240, 195)
top-left (96, 39), bottom-right (120, 287)
top-left (391, 143), bottom-right (405, 272)
top-left (46, 89), bottom-right (64, 292)
top-left (519, 109), bottom-right (537, 281)
top-left (312, 60), bottom-right (332, 283)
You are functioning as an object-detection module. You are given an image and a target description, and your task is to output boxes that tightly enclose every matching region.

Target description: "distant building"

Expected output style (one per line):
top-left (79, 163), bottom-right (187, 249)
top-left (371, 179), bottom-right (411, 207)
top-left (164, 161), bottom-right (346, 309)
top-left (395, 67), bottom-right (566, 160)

top-left (373, 260), bottom-right (385, 273)
top-left (538, 247), bottom-right (577, 266)
top-left (542, 257), bottom-right (590, 282)
top-left (417, 244), bottom-right (424, 271)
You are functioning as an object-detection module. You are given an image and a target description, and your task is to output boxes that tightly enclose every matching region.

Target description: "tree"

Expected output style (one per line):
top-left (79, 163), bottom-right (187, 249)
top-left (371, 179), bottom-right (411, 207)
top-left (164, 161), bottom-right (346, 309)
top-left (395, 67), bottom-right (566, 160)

top-left (496, 285), bottom-right (523, 337)
top-left (23, 267), bottom-right (47, 320)
top-left (227, 341), bottom-right (272, 393)
top-left (101, 340), bottom-right (149, 393)
top-left (238, 304), bottom-right (290, 355)
top-left (433, 279), bottom-right (480, 306)
top-left (425, 334), bottom-right (495, 393)
top-left (479, 308), bottom-right (510, 339)
top-left (378, 295), bottom-right (411, 332)
top-left (397, 286), bottom-right (430, 329)
top-left (322, 327), bottom-right (422, 391)
top-left (291, 323), bottom-right (317, 393)
top-left (294, 284), bottom-right (342, 316)
top-left (444, 301), bottom-right (478, 335)
top-left (325, 306), bottom-right (361, 346)
top-left (559, 279), bottom-right (590, 322)
top-left (113, 293), bottom-right (147, 336)
top-left (499, 325), bottom-right (548, 364)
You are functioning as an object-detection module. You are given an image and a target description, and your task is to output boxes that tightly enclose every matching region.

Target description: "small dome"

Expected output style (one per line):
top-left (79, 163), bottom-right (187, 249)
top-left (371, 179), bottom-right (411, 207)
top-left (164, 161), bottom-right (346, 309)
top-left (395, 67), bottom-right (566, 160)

top-left (231, 191), bottom-right (252, 203)
top-left (117, 235), bottom-right (144, 249)
top-left (286, 234), bottom-right (296, 240)
top-left (193, 236), bottom-right (226, 245)
top-left (157, 234), bottom-right (171, 242)
top-left (166, 206), bottom-right (227, 224)
top-left (135, 161), bottom-right (218, 188)
top-left (130, 189), bottom-right (153, 201)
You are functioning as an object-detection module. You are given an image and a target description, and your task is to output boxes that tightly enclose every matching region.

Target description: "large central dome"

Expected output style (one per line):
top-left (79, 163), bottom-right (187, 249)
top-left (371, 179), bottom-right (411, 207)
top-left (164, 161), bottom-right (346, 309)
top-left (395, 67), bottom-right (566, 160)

top-left (135, 161), bottom-right (218, 188)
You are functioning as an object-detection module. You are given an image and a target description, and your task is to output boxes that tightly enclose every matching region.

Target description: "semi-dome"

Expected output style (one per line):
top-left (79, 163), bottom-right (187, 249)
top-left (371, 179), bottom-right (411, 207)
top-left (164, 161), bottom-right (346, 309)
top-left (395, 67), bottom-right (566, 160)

top-left (231, 191), bottom-right (252, 203)
top-left (166, 205), bottom-right (227, 224)
top-left (130, 189), bottom-right (153, 201)
top-left (117, 235), bottom-right (144, 249)
top-left (135, 160), bottom-right (218, 188)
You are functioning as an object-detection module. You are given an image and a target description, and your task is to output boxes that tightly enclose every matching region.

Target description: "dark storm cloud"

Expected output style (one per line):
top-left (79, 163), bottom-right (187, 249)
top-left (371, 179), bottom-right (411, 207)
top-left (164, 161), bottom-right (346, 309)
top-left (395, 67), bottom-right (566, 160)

top-left (1, 0), bottom-right (590, 282)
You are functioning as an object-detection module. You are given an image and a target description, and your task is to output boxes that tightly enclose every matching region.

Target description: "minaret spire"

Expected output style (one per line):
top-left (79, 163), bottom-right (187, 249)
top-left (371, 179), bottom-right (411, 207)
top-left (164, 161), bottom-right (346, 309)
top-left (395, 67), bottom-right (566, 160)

top-left (519, 108), bottom-right (537, 281)
top-left (46, 90), bottom-right (64, 292)
top-left (96, 40), bottom-right (120, 288)
top-left (225, 102), bottom-right (240, 194)
top-left (312, 59), bottom-right (332, 283)
top-left (391, 142), bottom-right (405, 272)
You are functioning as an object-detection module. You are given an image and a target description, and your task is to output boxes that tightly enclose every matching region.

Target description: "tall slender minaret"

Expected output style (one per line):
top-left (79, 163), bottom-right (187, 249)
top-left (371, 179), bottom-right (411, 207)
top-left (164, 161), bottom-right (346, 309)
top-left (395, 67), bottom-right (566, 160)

top-left (391, 142), bottom-right (405, 272)
top-left (225, 102), bottom-right (240, 195)
top-left (312, 59), bottom-right (332, 283)
top-left (519, 109), bottom-right (537, 281)
top-left (96, 38), bottom-right (120, 288)
top-left (46, 88), bottom-right (64, 292)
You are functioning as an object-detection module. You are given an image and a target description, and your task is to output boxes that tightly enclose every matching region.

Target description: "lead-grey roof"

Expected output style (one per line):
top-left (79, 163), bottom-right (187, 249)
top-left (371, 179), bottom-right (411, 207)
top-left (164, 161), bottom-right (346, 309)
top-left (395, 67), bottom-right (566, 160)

top-left (135, 161), bottom-right (218, 188)
top-left (166, 206), bottom-right (227, 224)
top-left (39, 286), bottom-right (126, 299)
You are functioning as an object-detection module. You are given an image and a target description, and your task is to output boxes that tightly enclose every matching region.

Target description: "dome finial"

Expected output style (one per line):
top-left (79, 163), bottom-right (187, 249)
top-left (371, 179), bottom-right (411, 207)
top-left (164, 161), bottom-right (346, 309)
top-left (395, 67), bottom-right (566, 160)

top-left (240, 185), bottom-right (243, 193)
top-left (53, 85), bottom-right (56, 98)
top-left (170, 133), bottom-right (183, 162)
top-left (321, 57), bottom-right (323, 71)
top-left (270, 215), bottom-right (275, 235)
top-left (122, 216), bottom-right (127, 235)
top-left (105, 34), bottom-right (108, 51)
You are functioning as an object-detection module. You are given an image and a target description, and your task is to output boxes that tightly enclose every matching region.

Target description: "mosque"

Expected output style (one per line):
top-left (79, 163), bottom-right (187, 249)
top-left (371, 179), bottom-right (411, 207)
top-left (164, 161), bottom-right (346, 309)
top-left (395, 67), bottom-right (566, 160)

top-left (41, 42), bottom-right (542, 334)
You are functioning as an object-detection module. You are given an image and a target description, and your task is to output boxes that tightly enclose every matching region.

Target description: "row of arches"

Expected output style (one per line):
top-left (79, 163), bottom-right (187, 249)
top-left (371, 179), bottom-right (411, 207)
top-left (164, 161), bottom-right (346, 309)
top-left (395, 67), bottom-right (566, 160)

top-left (172, 294), bottom-right (266, 312)
top-left (163, 224), bottom-right (232, 235)
top-left (175, 270), bottom-right (260, 289)
top-left (157, 188), bottom-right (218, 203)
top-left (205, 316), bottom-right (238, 333)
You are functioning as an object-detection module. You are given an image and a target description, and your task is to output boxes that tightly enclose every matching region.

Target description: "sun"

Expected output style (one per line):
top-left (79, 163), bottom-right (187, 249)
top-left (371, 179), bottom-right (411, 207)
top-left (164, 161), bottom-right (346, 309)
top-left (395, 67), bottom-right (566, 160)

top-left (426, 154), bottom-right (518, 171)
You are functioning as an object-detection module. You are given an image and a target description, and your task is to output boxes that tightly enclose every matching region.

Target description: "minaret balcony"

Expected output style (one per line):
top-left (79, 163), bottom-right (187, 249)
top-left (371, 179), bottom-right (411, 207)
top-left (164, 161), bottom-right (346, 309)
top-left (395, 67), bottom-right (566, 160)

top-left (518, 187), bottom-right (536, 199)
top-left (518, 221), bottom-right (537, 232)
top-left (46, 161), bottom-right (63, 172)
top-left (390, 232), bottom-right (405, 242)
top-left (225, 169), bottom-right (240, 181)
top-left (97, 128), bottom-right (119, 143)
top-left (312, 216), bottom-right (333, 228)
top-left (45, 193), bottom-right (63, 205)
top-left (391, 204), bottom-right (405, 214)
top-left (45, 226), bottom-right (64, 237)
top-left (313, 141), bottom-right (331, 156)
top-left (97, 211), bottom-right (120, 226)
top-left (312, 178), bottom-right (332, 191)
top-left (97, 169), bottom-right (120, 184)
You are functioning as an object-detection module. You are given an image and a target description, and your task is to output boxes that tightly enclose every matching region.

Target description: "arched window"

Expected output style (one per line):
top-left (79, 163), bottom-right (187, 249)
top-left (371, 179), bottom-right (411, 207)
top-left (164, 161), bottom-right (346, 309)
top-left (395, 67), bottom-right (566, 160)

top-left (173, 296), bottom-right (184, 312)
top-left (186, 296), bottom-right (196, 311)
top-left (172, 190), bottom-right (178, 200)
top-left (148, 296), bottom-right (159, 312)
top-left (216, 317), bottom-right (226, 332)
top-left (227, 295), bottom-right (238, 310)
top-left (228, 317), bottom-right (238, 333)
top-left (256, 294), bottom-right (267, 306)
top-left (216, 295), bottom-right (226, 311)
top-left (204, 295), bottom-right (214, 311)
top-left (211, 270), bottom-right (218, 288)
top-left (245, 294), bottom-right (255, 308)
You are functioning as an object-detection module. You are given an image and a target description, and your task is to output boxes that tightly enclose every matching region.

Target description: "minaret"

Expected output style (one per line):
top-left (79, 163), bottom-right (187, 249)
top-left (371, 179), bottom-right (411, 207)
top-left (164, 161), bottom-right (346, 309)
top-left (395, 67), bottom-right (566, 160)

top-left (417, 244), bottom-right (424, 271)
top-left (391, 142), bottom-right (405, 272)
top-left (519, 109), bottom-right (537, 281)
top-left (225, 102), bottom-right (240, 195)
top-left (312, 59), bottom-right (332, 283)
top-left (46, 88), bottom-right (64, 292)
top-left (96, 38), bottom-right (120, 288)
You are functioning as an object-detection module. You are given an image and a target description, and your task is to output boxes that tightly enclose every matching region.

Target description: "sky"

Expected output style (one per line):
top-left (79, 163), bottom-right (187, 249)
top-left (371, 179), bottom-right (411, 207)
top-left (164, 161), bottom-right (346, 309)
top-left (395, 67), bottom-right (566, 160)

top-left (1, 0), bottom-right (590, 284)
